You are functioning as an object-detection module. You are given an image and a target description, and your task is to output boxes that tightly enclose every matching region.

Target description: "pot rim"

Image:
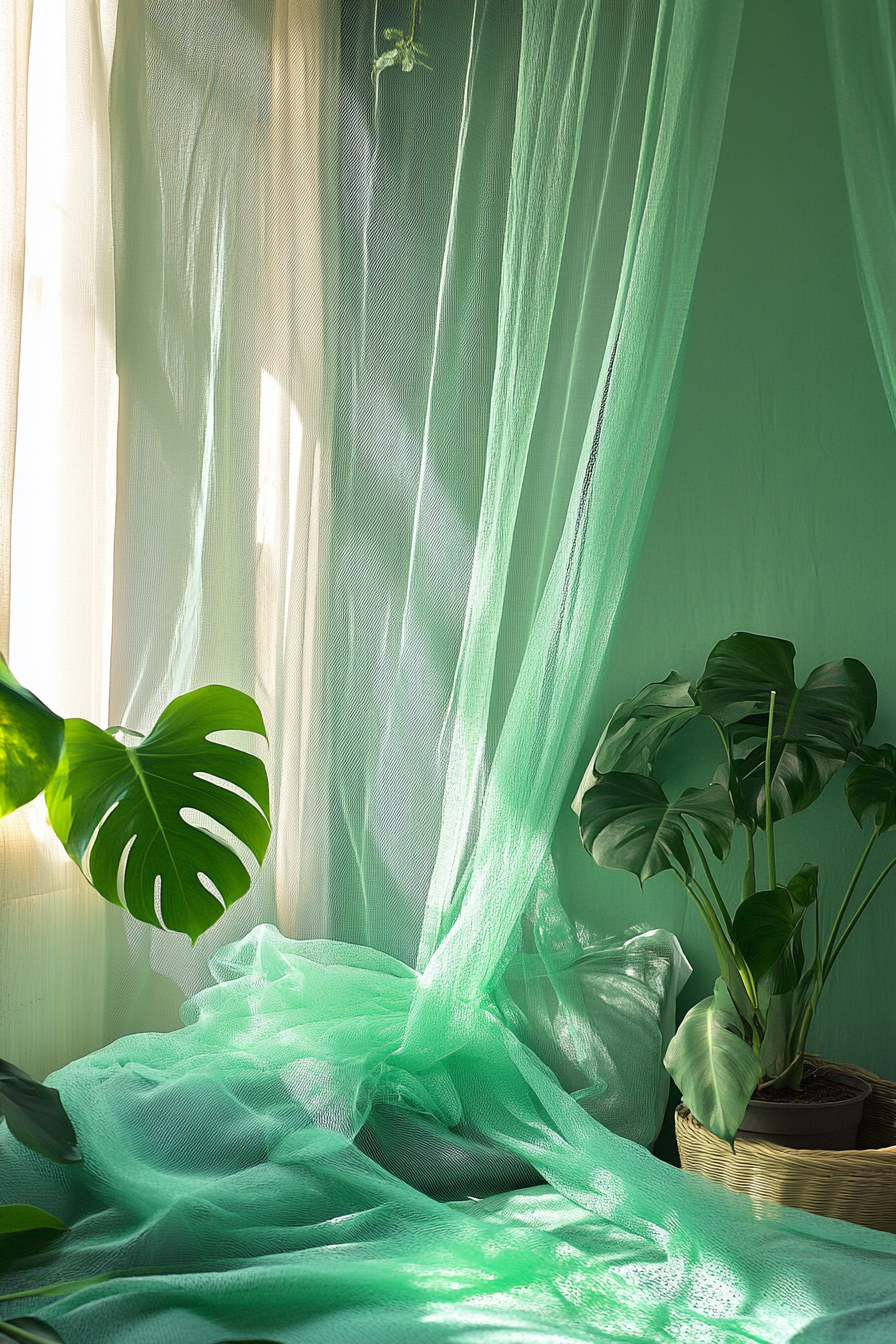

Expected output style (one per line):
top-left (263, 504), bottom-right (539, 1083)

top-left (747, 1072), bottom-right (872, 1113)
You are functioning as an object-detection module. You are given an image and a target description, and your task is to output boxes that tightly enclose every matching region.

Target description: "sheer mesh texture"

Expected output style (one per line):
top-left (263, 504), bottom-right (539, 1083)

top-left (2, 2), bottom-right (896, 1342)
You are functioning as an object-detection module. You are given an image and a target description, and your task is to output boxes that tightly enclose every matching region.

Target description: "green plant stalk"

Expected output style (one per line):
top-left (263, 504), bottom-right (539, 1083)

top-left (681, 873), bottom-right (730, 964)
top-left (824, 850), bottom-right (896, 978)
top-left (740, 952), bottom-right (760, 1013)
top-left (681, 869), bottom-right (759, 1014)
top-left (763, 1047), bottom-right (807, 1090)
top-left (820, 823), bottom-right (881, 976)
top-left (764, 689), bottom-right (776, 889)
top-left (743, 825), bottom-right (757, 901)
top-left (814, 882), bottom-right (821, 960)
top-left (709, 714), bottom-right (758, 904)
top-left (765, 849), bottom-right (896, 1086)
top-left (689, 834), bottom-right (760, 1005)
top-left (0, 1323), bottom-right (53, 1343)
top-left (685, 827), bottom-right (735, 939)
top-left (769, 995), bottom-right (818, 1088)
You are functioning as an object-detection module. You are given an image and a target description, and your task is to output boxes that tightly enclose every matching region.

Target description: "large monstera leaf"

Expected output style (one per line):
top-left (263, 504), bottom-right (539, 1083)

top-left (579, 773), bottom-right (735, 883)
top-left (0, 654), bottom-right (65, 819)
top-left (695, 632), bottom-right (797, 723)
top-left (572, 672), bottom-right (699, 815)
top-left (45, 687), bottom-right (271, 943)
top-left (696, 632), bottom-right (876, 824)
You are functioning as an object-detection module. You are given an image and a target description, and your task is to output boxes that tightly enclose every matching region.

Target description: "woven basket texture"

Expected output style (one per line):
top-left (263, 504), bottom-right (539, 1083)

top-left (675, 1056), bottom-right (896, 1233)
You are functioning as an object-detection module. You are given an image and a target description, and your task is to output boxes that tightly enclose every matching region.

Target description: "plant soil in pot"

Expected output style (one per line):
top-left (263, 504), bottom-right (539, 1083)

top-left (736, 1072), bottom-right (872, 1150)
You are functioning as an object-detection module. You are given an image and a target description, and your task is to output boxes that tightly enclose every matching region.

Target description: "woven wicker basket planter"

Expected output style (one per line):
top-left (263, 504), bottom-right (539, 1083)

top-left (675, 1057), bottom-right (896, 1233)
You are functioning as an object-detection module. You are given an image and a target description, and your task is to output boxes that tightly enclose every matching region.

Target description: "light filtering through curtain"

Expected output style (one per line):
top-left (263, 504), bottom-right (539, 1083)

top-left (1, 0), bottom-right (338, 1082)
top-left (2, 3), bottom-right (896, 1344)
top-left (0, 0), bottom-right (137, 1082)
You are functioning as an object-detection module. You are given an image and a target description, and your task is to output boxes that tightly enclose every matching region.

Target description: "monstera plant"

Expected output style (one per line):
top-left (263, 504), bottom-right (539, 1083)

top-left (574, 632), bottom-right (896, 1146)
top-left (0, 653), bottom-right (270, 1313)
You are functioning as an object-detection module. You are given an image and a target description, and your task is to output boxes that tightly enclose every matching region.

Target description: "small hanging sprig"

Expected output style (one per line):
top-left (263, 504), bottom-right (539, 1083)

top-left (372, 0), bottom-right (432, 84)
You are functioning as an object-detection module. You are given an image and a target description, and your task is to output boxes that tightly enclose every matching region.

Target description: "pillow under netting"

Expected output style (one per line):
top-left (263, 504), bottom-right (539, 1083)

top-left (3, 0), bottom-right (896, 1341)
top-left (2, 923), bottom-right (896, 1343)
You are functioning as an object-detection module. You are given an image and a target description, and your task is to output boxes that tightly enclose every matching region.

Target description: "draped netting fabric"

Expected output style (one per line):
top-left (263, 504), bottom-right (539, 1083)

top-left (2, 2), bottom-right (896, 1343)
top-left (824, 0), bottom-right (896, 427)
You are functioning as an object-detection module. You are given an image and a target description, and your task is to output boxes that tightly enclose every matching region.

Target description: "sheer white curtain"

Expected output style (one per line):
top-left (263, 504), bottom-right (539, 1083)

top-left (1, 0), bottom-right (32, 656)
top-left (0, 0), bottom-right (336, 1081)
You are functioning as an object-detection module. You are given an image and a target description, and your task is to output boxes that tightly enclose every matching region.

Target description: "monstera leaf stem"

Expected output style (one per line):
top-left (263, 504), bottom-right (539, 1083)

top-left (764, 691), bottom-right (777, 889)
top-left (684, 830), bottom-right (761, 1009)
top-left (743, 827), bottom-right (757, 902)
top-left (685, 878), bottom-right (730, 968)
top-left (762, 1047), bottom-right (806, 1090)
top-left (687, 829), bottom-right (734, 938)
top-left (814, 882), bottom-right (821, 963)
top-left (825, 849), bottom-right (896, 979)
top-left (820, 822), bottom-right (880, 976)
top-left (683, 872), bottom-right (757, 1015)
top-left (767, 969), bottom-right (823, 1087)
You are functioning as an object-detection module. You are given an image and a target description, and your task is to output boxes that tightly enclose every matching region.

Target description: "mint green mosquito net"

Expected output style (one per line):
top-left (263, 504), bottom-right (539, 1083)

top-left (2, 2), bottom-right (896, 1341)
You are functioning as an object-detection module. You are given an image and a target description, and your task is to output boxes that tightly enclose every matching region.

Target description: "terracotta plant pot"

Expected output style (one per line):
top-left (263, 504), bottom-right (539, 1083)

top-left (736, 1072), bottom-right (872, 1151)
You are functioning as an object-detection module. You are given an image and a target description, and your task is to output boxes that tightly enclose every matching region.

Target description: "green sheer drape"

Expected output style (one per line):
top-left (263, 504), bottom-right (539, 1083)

top-left (3, 3), bottom-right (896, 1343)
top-left (824, 0), bottom-right (896, 425)
top-left (410, 0), bottom-right (745, 1034)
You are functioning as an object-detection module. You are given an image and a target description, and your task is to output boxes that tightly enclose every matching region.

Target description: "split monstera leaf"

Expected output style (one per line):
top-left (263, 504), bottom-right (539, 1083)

top-left (575, 633), bottom-right (896, 1146)
top-left (1, 653), bottom-right (270, 938)
top-left (0, 653), bottom-right (270, 1299)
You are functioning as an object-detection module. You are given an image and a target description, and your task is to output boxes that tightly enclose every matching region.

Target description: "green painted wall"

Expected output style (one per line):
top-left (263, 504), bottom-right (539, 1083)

top-left (557, 0), bottom-right (896, 1079)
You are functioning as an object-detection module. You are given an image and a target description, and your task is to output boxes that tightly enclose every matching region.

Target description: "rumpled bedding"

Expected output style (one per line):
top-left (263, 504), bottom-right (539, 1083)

top-left (1, 924), bottom-right (894, 1343)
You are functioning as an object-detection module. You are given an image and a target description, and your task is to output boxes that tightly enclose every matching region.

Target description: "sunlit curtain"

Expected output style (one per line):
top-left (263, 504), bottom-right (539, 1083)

top-left (329, 0), bottom-right (740, 1030)
top-left (5, 6), bottom-right (896, 1344)
top-left (0, 0), bottom-right (32, 658)
top-left (0, 0), bottom-right (337, 1079)
top-left (824, 0), bottom-right (896, 426)
top-left (1, 0), bottom-right (128, 1081)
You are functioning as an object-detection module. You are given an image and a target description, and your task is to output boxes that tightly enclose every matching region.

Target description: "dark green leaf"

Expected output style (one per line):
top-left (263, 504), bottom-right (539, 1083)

top-left (579, 774), bottom-right (735, 883)
top-left (786, 862), bottom-right (818, 908)
top-left (663, 979), bottom-right (762, 1146)
top-left (713, 759), bottom-right (755, 831)
top-left (759, 990), bottom-right (798, 1079)
top-left (0, 656), bottom-right (65, 820)
top-left (696, 632), bottom-right (798, 723)
top-left (0, 1061), bottom-right (80, 1164)
top-left (45, 687), bottom-right (271, 943)
top-left (0, 1206), bottom-right (67, 1272)
top-left (0, 1318), bottom-right (65, 1343)
top-left (846, 744), bottom-right (896, 832)
top-left (584, 673), bottom-right (698, 782)
top-left (0, 1206), bottom-right (66, 1235)
top-left (732, 887), bottom-right (797, 981)
top-left (732, 736), bottom-right (838, 827)
top-left (697, 634), bottom-right (876, 824)
top-left (761, 926), bottom-right (805, 997)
